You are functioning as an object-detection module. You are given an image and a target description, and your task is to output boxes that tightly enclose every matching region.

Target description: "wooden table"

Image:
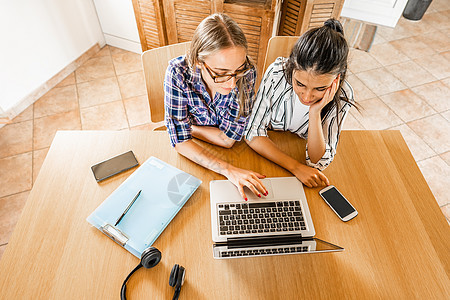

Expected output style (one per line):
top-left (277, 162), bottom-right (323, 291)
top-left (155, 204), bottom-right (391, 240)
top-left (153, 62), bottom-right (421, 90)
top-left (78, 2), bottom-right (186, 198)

top-left (0, 130), bottom-right (449, 299)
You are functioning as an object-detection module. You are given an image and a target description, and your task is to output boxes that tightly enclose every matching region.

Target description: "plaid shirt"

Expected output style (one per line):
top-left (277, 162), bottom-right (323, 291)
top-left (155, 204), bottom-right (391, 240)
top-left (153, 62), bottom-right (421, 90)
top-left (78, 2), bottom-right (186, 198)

top-left (164, 55), bottom-right (256, 147)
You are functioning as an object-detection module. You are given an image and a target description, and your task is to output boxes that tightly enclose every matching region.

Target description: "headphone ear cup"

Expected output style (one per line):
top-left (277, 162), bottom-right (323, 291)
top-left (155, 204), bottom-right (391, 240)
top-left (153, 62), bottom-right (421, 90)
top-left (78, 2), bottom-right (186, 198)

top-left (169, 264), bottom-right (179, 287)
top-left (176, 265), bottom-right (185, 288)
top-left (141, 247), bottom-right (161, 269)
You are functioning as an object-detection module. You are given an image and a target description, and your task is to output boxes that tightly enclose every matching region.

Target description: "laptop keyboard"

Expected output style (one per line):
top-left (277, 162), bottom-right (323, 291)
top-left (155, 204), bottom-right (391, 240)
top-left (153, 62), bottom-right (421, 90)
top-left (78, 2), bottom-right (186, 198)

top-left (218, 200), bottom-right (306, 236)
top-left (220, 246), bottom-right (309, 258)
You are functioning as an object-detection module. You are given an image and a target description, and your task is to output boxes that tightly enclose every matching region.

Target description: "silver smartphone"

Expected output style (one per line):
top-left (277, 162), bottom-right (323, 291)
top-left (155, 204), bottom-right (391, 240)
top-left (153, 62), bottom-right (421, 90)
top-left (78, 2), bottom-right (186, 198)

top-left (319, 185), bottom-right (358, 222)
top-left (91, 151), bottom-right (139, 182)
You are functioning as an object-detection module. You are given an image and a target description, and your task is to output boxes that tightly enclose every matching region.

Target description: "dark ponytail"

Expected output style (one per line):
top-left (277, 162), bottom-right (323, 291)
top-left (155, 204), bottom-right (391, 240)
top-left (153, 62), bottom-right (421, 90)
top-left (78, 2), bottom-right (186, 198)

top-left (323, 18), bottom-right (344, 35)
top-left (284, 18), bottom-right (354, 125)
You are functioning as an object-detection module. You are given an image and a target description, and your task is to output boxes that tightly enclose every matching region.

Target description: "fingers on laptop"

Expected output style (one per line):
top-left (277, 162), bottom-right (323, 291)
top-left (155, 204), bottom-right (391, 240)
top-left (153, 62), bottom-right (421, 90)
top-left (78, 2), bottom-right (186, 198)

top-left (239, 172), bottom-right (268, 200)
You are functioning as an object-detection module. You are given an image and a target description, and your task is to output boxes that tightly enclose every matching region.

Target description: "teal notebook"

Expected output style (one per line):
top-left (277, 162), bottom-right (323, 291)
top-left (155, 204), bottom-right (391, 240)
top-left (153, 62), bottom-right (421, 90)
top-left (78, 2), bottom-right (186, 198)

top-left (87, 156), bottom-right (201, 258)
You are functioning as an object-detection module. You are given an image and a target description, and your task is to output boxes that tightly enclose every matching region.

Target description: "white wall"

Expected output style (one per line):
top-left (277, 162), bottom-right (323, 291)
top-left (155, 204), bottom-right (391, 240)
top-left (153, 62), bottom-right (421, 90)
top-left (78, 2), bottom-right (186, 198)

top-left (0, 0), bottom-right (105, 117)
top-left (93, 0), bottom-right (142, 54)
top-left (341, 0), bottom-right (409, 27)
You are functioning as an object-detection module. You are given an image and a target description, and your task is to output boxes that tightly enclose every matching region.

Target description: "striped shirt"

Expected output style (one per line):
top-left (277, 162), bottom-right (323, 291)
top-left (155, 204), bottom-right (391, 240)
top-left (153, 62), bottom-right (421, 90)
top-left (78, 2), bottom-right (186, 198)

top-left (245, 57), bottom-right (354, 170)
top-left (164, 55), bottom-right (256, 147)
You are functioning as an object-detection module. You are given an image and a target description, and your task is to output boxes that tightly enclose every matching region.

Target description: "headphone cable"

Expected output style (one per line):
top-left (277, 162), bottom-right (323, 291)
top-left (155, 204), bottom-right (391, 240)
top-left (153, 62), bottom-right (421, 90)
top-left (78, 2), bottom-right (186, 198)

top-left (121, 263), bottom-right (143, 300)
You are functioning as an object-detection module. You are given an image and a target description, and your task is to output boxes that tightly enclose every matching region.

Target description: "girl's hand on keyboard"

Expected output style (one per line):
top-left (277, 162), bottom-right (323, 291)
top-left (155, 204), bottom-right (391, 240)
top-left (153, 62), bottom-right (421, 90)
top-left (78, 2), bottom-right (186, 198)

top-left (224, 166), bottom-right (268, 200)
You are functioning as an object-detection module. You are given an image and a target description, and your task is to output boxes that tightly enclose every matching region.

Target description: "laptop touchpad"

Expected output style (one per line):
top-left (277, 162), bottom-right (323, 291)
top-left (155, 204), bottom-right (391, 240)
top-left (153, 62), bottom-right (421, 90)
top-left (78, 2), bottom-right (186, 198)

top-left (244, 179), bottom-right (274, 200)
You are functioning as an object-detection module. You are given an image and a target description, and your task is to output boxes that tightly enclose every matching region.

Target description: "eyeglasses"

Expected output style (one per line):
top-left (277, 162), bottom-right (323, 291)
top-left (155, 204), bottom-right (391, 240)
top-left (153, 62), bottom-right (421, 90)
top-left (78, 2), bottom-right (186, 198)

top-left (202, 57), bottom-right (252, 83)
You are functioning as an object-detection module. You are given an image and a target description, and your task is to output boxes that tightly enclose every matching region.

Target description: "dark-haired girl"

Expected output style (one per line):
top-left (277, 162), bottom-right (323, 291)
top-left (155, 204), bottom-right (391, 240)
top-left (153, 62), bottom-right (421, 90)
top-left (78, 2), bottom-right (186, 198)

top-left (245, 19), bottom-right (354, 188)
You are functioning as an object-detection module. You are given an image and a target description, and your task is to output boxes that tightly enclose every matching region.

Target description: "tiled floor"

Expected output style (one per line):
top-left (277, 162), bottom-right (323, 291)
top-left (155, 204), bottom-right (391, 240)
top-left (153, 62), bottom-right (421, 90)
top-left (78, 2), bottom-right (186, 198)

top-left (0, 2), bottom-right (449, 259)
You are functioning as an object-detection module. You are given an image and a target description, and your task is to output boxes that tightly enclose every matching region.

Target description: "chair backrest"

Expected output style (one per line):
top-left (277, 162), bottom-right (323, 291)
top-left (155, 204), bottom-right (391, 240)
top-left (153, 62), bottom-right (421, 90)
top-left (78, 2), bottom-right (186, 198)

top-left (141, 42), bottom-right (191, 123)
top-left (262, 36), bottom-right (300, 74)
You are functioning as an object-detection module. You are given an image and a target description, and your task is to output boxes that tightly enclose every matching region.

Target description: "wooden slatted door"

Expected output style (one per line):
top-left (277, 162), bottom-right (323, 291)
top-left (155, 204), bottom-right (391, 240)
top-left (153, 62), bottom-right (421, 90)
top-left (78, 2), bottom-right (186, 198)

top-left (278, 0), bottom-right (306, 36)
top-left (223, 1), bottom-right (276, 85)
top-left (304, 0), bottom-right (344, 30)
top-left (278, 0), bottom-right (344, 36)
top-left (132, 0), bottom-right (167, 51)
top-left (163, 0), bottom-right (215, 44)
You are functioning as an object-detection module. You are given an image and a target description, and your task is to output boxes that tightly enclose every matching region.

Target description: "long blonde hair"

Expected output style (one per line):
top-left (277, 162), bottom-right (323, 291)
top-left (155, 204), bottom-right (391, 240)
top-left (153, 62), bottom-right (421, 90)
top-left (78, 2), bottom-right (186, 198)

top-left (187, 13), bottom-right (254, 117)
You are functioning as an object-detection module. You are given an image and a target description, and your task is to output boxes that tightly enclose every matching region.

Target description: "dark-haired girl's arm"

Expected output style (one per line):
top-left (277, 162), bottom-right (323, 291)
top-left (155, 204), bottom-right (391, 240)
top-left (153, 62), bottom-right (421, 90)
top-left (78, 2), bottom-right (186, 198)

top-left (307, 76), bottom-right (340, 163)
top-left (245, 136), bottom-right (329, 188)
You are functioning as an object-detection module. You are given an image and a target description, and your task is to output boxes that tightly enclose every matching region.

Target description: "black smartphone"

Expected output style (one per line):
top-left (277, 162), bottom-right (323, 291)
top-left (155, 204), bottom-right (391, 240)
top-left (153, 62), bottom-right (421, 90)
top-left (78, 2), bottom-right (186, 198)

top-left (319, 185), bottom-right (358, 222)
top-left (91, 151), bottom-right (139, 182)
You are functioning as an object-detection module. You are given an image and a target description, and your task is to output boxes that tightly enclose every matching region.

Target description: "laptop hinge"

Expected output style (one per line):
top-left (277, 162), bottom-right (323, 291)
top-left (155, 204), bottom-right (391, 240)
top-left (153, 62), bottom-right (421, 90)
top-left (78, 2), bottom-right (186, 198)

top-left (216, 234), bottom-right (308, 249)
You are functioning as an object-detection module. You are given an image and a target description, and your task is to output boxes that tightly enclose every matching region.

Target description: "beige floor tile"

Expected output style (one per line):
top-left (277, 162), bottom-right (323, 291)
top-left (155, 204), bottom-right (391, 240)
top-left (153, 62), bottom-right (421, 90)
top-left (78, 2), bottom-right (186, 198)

top-left (112, 51), bottom-right (143, 75)
top-left (80, 100), bottom-right (128, 130)
top-left (33, 148), bottom-right (49, 183)
top-left (414, 53), bottom-right (450, 80)
top-left (10, 105), bottom-right (33, 124)
top-left (75, 56), bottom-right (116, 83)
top-left (123, 95), bottom-right (151, 127)
top-left (396, 17), bottom-right (437, 36)
top-left (390, 37), bottom-right (437, 60)
top-left (385, 60), bottom-right (436, 88)
top-left (34, 85), bottom-right (78, 118)
top-left (441, 205), bottom-right (450, 222)
top-left (109, 46), bottom-right (130, 56)
top-left (408, 114), bottom-right (450, 154)
top-left (0, 121), bottom-right (33, 159)
top-left (422, 11), bottom-right (450, 30)
top-left (356, 68), bottom-right (407, 96)
top-left (440, 151), bottom-right (450, 165)
top-left (442, 77), bottom-right (450, 88)
top-left (0, 191), bottom-right (30, 244)
top-left (33, 110), bottom-right (81, 150)
top-left (342, 112), bottom-right (364, 130)
top-left (77, 77), bottom-right (121, 108)
top-left (380, 89), bottom-right (436, 122)
top-left (348, 49), bottom-right (382, 73)
top-left (55, 72), bottom-right (76, 88)
top-left (440, 50), bottom-right (450, 62)
top-left (117, 71), bottom-right (147, 99)
top-left (417, 156), bottom-right (450, 206)
top-left (442, 27), bottom-right (450, 39)
top-left (93, 45), bottom-right (111, 58)
top-left (369, 43), bottom-right (410, 66)
top-left (411, 81), bottom-right (450, 112)
top-left (442, 110), bottom-right (450, 122)
top-left (346, 75), bottom-right (376, 101)
top-left (376, 23), bottom-right (414, 42)
top-left (415, 30), bottom-right (450, 53)
top-left (391, 124), bottom-right (436, 161)
top-left (350, 97), bottom-right (403, 130)
top-left (428, 0), bottom-right (450, 12)
top-left (0, 152), bottom-right (32, 198)
top-left (371, 32), bottom-right (386, 46)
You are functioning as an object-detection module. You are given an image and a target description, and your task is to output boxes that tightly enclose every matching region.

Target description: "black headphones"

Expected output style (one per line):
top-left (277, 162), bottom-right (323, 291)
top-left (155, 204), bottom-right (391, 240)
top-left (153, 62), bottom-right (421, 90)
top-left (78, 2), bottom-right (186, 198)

top-left (120, 247), bottom-right (185, 300)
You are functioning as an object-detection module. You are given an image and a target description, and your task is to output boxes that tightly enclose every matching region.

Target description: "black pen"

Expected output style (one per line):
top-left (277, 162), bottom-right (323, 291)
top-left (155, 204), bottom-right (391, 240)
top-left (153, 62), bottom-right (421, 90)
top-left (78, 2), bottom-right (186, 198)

top-left (115, 190), bottom-right (142, 226)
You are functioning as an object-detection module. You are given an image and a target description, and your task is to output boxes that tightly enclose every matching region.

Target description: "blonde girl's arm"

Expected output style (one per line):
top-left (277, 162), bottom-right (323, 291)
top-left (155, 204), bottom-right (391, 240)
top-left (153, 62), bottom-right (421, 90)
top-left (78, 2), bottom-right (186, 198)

top-left (174, 139), bottom-right (267, 199)
top-left (191, 125), bottom-right (236, 148)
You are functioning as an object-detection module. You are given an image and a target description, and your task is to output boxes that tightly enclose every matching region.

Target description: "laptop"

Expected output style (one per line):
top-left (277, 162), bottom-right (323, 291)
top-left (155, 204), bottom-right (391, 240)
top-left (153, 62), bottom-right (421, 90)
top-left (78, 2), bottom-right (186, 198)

top-left (210, 177), bottom-right (343, 259)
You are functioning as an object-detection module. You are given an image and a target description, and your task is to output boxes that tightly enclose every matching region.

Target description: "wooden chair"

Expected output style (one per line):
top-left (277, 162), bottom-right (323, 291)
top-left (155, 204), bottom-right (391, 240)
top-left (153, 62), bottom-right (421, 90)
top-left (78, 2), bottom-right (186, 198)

top-left (141, 42), bottom-right (191, 129)
top-left (262, 36), bottom-right (299, 74)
